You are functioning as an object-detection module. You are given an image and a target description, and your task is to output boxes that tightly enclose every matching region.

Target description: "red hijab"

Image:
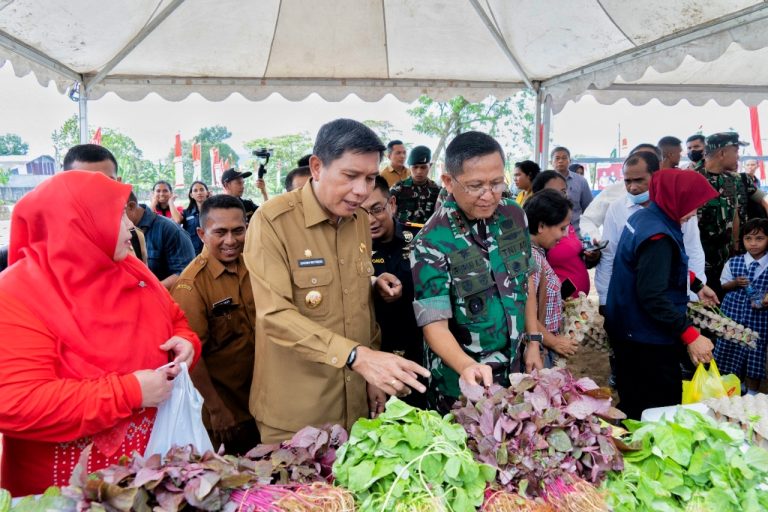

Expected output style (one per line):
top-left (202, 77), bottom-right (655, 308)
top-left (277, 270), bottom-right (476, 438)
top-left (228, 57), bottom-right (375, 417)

top-left (1, 171), bottom-right (172, 380)
top-left (649, 169), bottom-right (719, 221)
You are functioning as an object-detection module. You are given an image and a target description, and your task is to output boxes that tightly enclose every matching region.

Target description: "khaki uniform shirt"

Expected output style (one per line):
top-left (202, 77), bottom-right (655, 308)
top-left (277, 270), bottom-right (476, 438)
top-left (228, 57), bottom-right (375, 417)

top-left (380, 164), bottom-right (411, 187)
top-left (172, 250), bottom-right (255, 428)
top-left (244, 181), bottom-right (380, 437)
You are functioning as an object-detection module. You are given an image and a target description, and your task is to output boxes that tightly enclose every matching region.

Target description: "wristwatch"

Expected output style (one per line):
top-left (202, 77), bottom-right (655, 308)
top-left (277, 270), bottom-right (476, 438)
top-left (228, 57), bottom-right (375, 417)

top-left (523, 332), bottom-right (544, 344)
top-left (346, 346), bottom-right (358, 369)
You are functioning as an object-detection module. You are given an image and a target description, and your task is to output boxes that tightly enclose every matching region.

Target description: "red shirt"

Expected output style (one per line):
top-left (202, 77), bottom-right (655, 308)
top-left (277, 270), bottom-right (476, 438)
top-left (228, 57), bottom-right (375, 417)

top-left (0, 291), bottom-right (199, 496)
top-left (546, 225), bottom-right (590, 298)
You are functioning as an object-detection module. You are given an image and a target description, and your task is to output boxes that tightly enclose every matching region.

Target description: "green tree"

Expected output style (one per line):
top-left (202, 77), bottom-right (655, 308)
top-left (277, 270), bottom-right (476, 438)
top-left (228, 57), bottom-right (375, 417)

top-left (0, 133), bottom-right (29, 155)
top-left (407, 92), bottom-right (536, 169)
top-left (362, 120), bottom-right (401, 144)
top-left (243, 133), bottom-right (314, 198)
top-left (166, 125), bottom-right (239, 188)
top-left (51, 115), bottom-right (157, 194)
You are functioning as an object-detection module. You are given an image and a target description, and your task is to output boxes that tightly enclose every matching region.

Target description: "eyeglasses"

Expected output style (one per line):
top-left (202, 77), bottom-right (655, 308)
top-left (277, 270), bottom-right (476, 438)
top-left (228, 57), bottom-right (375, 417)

top-left (454, 179), bottom-right (508, 197)
top-left (361, 204), bottom-right (388, 216)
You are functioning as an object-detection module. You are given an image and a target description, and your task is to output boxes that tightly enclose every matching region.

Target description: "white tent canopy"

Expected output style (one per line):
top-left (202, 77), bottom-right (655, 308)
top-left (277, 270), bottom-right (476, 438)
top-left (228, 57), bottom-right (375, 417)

top-left (2, 0), bottom-right (767, 161)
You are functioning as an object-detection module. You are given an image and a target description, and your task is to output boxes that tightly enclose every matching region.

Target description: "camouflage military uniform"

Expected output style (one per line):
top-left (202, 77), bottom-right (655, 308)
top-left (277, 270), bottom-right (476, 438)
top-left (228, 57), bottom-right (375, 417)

top-left (411, 195), bottom-right (531, 411)
top-left (390, 177), bottom-right (441, 225)
top-left (696, 167), bottom-right (757, 293)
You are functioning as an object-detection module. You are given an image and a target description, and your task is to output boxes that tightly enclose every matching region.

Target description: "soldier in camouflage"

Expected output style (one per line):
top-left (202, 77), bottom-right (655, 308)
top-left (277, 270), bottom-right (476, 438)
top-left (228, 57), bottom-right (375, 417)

top-left (390, 145), bottom-right (441, 228)
top-left (411, 132), bottom-right (543, 413)
top-left (697, 132), bottom-right (768, 298)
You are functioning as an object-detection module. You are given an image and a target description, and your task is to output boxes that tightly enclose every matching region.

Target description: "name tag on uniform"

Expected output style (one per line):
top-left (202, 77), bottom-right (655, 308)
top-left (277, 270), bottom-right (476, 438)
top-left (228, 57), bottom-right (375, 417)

top-left (298, 258), bottom-right (326, 267)
top-left (213, 297), bottom-right (233, 308)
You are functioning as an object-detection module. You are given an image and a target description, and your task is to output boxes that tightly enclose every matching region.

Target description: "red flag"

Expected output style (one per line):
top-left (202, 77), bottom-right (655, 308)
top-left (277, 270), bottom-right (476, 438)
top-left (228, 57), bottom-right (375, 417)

top-left (90, 127), bottom-right (102, 145)
top-left (192, 143), bottom-right (202, 181)
top-left (749, 106), bottom-right (764, 180)
top-left (173, 133), bottom-right (184, 188)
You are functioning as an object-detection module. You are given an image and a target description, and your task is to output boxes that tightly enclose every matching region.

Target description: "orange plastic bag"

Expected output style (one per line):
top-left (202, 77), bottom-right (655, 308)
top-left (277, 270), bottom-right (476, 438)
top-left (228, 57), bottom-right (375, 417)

top-left (682, 360), bottom-right (740, 404)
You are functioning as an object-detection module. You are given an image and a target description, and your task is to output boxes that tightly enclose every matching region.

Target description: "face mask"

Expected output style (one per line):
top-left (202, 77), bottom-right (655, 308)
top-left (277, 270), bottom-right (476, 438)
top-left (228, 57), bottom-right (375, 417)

top-left (687, 150), bottom-right (704, 163)
top-left (628, 191), bottom-right (650, 204)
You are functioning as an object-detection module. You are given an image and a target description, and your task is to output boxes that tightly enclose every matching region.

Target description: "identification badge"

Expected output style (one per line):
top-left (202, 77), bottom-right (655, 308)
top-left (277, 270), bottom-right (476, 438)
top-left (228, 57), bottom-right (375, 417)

top-left (299, 258), bottom-right (326, 267)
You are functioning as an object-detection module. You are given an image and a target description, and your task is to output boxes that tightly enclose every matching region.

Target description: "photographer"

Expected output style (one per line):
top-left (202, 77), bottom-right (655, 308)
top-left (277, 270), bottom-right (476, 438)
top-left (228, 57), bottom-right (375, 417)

top-left (221, 168), bottom-right (263, 224)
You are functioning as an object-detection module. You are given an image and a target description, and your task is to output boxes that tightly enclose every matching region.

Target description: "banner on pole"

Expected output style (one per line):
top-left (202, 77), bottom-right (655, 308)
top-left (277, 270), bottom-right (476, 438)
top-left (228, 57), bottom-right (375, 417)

top-left (174, 133), bottom-right (184, 188)
top-left (749, 106), bottom-right (764, 181)
top-left (90, 127), bottom-right (102, 145)
top-left (192, 143), bottom-right (202, 182)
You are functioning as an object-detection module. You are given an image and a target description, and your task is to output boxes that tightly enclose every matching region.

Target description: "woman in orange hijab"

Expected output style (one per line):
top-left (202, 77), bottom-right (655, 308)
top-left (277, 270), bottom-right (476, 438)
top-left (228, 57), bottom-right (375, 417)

top-left (0, 171), bottom-right (201, 495)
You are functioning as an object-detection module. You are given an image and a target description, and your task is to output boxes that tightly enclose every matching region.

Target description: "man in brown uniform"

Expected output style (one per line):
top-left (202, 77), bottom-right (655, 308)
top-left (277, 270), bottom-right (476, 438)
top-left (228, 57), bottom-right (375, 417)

top-left (172, 194), bottom-right (258, 454)
top-left (245, 119), bottom-right (430, 443)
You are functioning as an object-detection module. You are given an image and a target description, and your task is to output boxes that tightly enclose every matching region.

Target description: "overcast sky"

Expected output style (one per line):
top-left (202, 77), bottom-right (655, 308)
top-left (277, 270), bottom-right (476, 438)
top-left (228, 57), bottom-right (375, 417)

top-left (1, 63), bottom-right (765, 163)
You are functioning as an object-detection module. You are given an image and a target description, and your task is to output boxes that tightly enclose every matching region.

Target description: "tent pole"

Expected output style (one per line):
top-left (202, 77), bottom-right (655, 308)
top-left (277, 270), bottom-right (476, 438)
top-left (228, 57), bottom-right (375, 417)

top-left (541, 93), bottom-right (552, 169)
top-left (533, 86), bottom-right (542, 167)
top-left (78, 83), bottom-right (88, 144)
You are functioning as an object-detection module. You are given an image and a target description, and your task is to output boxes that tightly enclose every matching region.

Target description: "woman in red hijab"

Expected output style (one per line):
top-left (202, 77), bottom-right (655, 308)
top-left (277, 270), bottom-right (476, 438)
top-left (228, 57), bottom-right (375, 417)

top-left (0, 171), bottom-right (201, 496)
top-left (605, 169), bottom-right (720, 419)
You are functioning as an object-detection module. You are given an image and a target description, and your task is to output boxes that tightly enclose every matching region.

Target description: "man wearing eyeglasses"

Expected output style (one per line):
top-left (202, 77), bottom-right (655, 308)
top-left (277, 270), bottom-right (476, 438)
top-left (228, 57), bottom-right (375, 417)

top-left (411, 131), bottom-right (543, 413)
top-left (362, 176), bottom-right (425, 407)
top-left (390, 146), bottom-right (441, 228)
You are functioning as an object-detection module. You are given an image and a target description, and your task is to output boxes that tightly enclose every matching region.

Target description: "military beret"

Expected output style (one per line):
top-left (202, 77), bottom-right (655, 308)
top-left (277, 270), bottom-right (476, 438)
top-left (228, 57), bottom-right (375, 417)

top-left (407, 146), bottom-right (432, 166)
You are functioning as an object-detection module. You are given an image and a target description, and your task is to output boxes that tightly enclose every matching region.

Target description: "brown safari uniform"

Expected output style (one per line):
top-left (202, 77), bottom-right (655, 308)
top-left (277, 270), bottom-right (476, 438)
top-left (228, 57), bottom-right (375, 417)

top-left (244, 180), bottom-right (380, 443)
top-left (380, 164), bottom-right (410, 187)
top-left (172, 249), bottom-right (258, 453)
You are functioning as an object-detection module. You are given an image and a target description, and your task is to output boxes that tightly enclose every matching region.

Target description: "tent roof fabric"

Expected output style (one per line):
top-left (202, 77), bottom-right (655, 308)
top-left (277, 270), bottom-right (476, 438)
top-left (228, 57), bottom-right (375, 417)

top-left (1, 0), bottom-right (767, 111)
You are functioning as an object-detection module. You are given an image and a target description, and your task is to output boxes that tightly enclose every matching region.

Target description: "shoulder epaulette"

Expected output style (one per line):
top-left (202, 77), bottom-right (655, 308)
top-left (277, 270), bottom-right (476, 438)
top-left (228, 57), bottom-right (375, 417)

top-left (259, 189), bottom-right (300, 222)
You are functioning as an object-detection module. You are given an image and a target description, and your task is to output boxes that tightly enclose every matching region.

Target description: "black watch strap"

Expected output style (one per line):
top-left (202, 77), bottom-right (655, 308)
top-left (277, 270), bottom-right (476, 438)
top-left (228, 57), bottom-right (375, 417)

top-left (346, 346), bottom-right (358, 369)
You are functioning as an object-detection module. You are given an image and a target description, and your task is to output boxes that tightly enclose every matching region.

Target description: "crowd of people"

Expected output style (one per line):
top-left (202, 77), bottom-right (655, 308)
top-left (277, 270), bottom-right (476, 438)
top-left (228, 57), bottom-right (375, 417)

top-left (0, 119), bottom-right (766, 495)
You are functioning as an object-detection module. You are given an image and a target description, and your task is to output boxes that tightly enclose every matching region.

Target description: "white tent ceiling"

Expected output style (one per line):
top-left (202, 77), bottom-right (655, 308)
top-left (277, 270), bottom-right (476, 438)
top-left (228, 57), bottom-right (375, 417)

top-left (1, 0), bottom-right (767, 114)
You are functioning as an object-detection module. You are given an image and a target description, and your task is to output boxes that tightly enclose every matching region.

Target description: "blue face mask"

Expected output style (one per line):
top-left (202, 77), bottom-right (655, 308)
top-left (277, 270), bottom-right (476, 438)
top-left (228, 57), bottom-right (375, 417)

top-left (628, 191), bottom-right (650, 204)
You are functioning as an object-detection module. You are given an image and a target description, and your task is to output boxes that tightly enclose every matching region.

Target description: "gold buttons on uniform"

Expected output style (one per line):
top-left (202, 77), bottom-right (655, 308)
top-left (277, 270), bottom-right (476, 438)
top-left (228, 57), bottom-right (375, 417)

top-left (331, 357), bottom-right (338, 364)
top-left (346, 375), bottom-right (352, 382)
top-left (305, 290), bottom-right (323, 308)
top-left (311, 277), bottom-right (318, 285)
top-left (339, 258), bottom-right (345, 265)
top-left (343, 289), bottom-right (349, 295)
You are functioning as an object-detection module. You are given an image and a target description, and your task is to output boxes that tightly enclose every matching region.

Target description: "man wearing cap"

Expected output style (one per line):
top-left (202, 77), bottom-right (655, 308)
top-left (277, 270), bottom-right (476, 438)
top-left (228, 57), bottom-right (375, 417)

top-left (244, 119), bottom-right (430, 443)
top-left (380, 140), bottom-right (409, 187)
top-left (697, 132), bottom-right (768, 298)
top-left (390, 145), bottom-right (441, 229)
top-left (222, 168), bottom-right (261, 224)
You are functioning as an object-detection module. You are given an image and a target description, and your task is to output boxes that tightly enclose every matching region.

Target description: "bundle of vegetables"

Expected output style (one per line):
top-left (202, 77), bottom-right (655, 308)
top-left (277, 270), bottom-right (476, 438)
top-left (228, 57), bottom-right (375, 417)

top-left (706, 393), bottom-right (768, 448)
top-left (541, 476), bottom-right (609, 512)
top-left (229, 483), bottom-right (355, 511)
top-left (602, 408), bottom-right (768, 511)
top-left (687, 302), bottom-right (759, 348)
top-left (62, 444), bottom-right (253, 511)
top-left (242, 424), bottom-right (348, 484)
top-left (452, 369), bottom-right (624, 498)
top-left (482, 488), bottom-right (554, 512)
top-left (0, 487), bottom-right (76, 512)
top-left (332, 397), bottom-right (495, 511)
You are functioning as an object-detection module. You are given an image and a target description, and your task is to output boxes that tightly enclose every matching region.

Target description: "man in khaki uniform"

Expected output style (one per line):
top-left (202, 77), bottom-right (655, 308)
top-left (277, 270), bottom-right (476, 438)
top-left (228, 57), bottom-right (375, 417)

top-left (172, 195), bottom-right (258, 454)
top-left (380, 140), bottom-right (409, 187)
top-left (245, 119), bottom-right (430, 443)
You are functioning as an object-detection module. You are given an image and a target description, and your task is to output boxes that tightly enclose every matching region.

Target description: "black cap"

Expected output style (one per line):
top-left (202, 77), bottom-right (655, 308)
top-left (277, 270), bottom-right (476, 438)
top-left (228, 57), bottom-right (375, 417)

top-left (705, 132), bottom-right (749, 153)
top-left (221, 168), bottom-right (252, 183)
top-left (407, 146), bottom-right (431, 166)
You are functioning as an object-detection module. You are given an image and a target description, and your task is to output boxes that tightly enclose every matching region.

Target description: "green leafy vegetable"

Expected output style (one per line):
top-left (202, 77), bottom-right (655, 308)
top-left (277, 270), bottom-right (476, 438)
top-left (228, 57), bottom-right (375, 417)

top-left (602, 408), bottom-right (768, 511)
top-left (333, 397), bottom-right (495, 511)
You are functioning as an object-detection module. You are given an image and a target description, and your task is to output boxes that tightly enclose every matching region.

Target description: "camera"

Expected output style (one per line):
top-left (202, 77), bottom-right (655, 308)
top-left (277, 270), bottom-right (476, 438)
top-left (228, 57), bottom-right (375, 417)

top-left (251, 148), bottom-right (273, 179)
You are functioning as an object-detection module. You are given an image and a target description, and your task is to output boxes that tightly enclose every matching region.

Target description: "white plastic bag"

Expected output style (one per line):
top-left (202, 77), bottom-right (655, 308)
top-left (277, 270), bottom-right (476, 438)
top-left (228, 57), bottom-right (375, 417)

top-left (144, 362), bottom-right (214, 457)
